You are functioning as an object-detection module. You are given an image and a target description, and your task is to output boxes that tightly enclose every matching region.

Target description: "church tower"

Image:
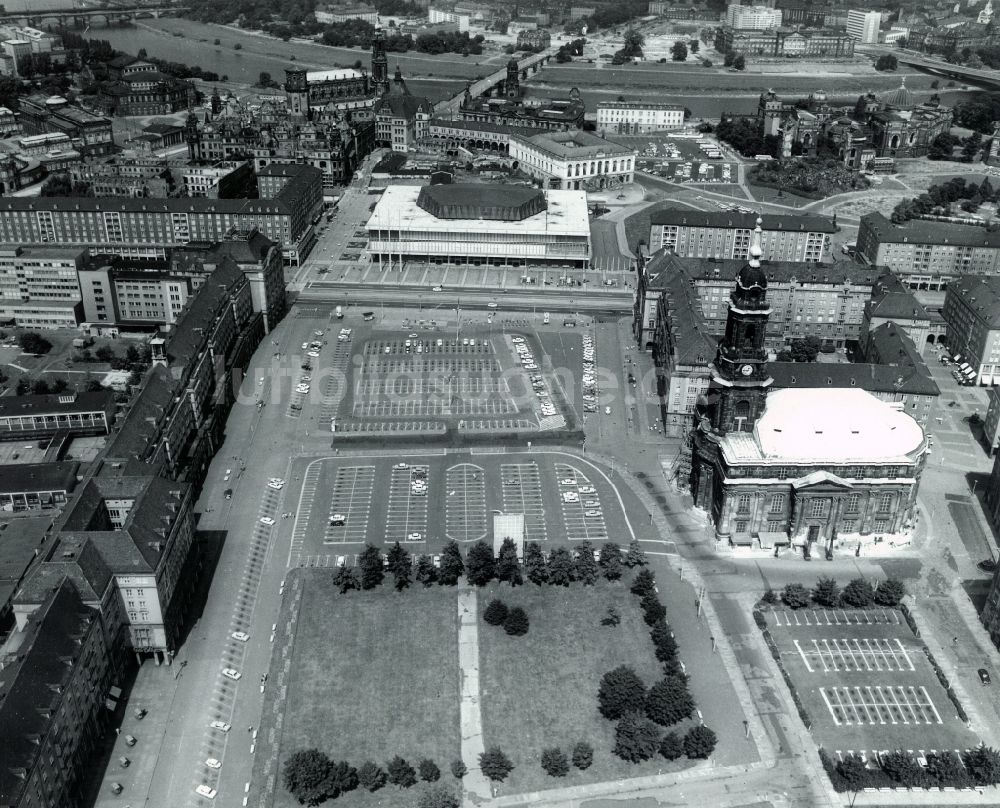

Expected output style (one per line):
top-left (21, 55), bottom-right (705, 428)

top-left (705, 219), bottom-right (773, 435)
top-left (285, 68), bottom-right (309, 118)
top-left (372, 22), bottom-right (389, 96)
top-left (505, 58), bottom-right (520, 99)
top-left (185, 112), bottom-right (201, 161)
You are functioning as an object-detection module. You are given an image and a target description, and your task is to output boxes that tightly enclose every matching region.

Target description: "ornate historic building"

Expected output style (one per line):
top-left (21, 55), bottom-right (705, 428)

top-left (689, 227), bottom-right (928, 557)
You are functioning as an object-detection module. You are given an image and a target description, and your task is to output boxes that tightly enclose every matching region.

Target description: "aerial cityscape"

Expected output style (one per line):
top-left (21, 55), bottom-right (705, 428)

top-left (4, 0), bottom-right (1000, 807)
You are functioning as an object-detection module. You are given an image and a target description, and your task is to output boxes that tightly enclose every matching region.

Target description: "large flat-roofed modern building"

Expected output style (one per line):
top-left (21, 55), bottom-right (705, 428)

top-left (0, 391), bottom-right (116, 440)
top-left (648, 209), bottom-right (835, 262)
top-left (510, 130), bottom-right (636, 190)
top-left (0, 245), bottom-right (87, 328)
top-left (0, 461), bottom-right (79, 511)
top-left (596, 102), bottom-right (686, 135)
top-left (366, 184), bottom-right (591, 267)
top-left (857, 212), bottom-right (1000, 290)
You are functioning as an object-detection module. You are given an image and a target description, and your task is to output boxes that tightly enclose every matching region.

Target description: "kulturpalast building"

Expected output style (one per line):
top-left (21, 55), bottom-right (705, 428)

top-left (688, 234), bottom-right (928, 557)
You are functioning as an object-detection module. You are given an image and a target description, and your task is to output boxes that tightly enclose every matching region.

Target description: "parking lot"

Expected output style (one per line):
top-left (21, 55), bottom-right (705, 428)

top-left (285, 451), bottom-right (656, 568)
top-left (621, 132), bottom-right (741, 183)
top-left (766, 607), bottom-right (980, 756)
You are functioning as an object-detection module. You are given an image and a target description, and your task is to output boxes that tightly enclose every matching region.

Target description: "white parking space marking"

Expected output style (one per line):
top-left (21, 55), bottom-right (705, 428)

top-left (324, 466), bottom-right (375, 544)
top-left (820, 685), bottom-right (943, 726)
top-left (288, 463), bottom-right (322, 560)
top-left (445, 463), bottom-right (487, 542)
top-left (796, 638), bottom-right (915, 673)
top-left (385, 464), bottom-right (429, 544)
top-left (500, 462), bottom-right (547, 542)
top-left (555, 462), bottom-right (608, 542)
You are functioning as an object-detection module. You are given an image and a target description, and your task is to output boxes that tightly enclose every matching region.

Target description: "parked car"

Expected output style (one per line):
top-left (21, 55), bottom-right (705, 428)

top-left (979, 667), bottom-right (992, 685)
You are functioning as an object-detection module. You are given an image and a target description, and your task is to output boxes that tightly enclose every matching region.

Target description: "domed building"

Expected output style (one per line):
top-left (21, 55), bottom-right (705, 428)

top-left (690, 224), bottom-right (928, 557)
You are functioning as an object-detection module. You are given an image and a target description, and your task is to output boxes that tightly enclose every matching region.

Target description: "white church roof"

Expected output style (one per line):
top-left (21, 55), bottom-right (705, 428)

top-left (720, 387), bottom-right (925, 465)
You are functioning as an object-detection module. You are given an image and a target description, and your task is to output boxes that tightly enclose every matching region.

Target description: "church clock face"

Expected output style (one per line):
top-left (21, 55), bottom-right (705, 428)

top-left (741, 364), bottom-right (754, 376)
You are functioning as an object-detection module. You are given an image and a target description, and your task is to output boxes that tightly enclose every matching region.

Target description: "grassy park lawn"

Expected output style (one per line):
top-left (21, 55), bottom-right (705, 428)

top-left (275, 578), bottom-right (461, 808)
top-left (478, 580), bottom-right (696, 793)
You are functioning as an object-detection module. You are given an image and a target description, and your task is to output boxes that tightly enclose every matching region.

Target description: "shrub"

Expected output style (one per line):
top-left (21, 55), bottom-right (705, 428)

top-left (483, 598), bottom-right (508, 626)
top-left (479, 747), bottom-right (515, 782)
top-left (598, 665), bottom-right (647, 720)
top-left (571, 741), bottom-right (593, 770)
top-left (387, 756), bottom-right (417, 788)
top-left (19, 333), bottom-right (52, 355)
top-left (926, 750), bottom-right (971, 787)
top-left (812, 577), bottom-right (841, 607)
top-left (613, 711), bottom-right (662, 762)
top-left (646, 675), bottom-right (695, 726)
top-left (962, 745), bottom-right (1000, 785)
top-left (358, 760), bottom-right (387, 792)
top-left (540, 747), bottom-right (570, 776)
top-left (841, 578), bottom-right (875, 607)
top-left (880, 750), bottom-right (928, 786)
top-left (417, 785), bottom-right (460, 808)
top-left (761, 588), bottom-right (777, 605)
top-left (419, 759), bottom-right (440, 782)
top-left (659, 731), bottom-right (683, 760)
top-left (503, 606), bottom-right (529, 636)
top-left (683, 725), bottom-right (717, 759)
top-left (450, 759), bottom-right (467, 779)
top-left (875, 578), bottom-right (906, 606)
top-left (781, 582), bottom-right (810, 609)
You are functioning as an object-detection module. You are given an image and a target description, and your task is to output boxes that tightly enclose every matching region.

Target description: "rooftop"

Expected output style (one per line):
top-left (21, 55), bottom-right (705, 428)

top-left (306, 68), bottom-right (365, 83)
top-left (865, 272), bottom-right (931, 322)
top-left (768, 359), bottom-right (939, 397)
top-left (518, 129), bottom-right (635, 160)
top-left (861, 212), bottom-right (1000, 249)
top-left (416, 183), bottom-right (547, 221)
top-left (650, 207), bottom-right (837, 233)
top-left (0, 461), bottom-right (79, 494)
top-left (946, 275), bottom-right (1000, 329)
top-left (646, 252), bottom-right (873, 288)
top-left (0, 391), bottom-right (115, 420)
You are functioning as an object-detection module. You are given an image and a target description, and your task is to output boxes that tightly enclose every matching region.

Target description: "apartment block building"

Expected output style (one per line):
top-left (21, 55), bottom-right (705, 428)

top-left (648, 209), bottom-right (835, 263)
top-left (861, 272), bottom-right (934, 352)
top-left (596, 102), bottom-right (686, 135)
top-left (726, 4), bottom-right (782, 29)
top-left (0, 245), bottom-right (86, 328)
top-left (846, 9), bottom-right (882, 43)
top-left (942, 275), bottom-right (1000, 385)
top-left (857, 213), bottom-right (1000, 291)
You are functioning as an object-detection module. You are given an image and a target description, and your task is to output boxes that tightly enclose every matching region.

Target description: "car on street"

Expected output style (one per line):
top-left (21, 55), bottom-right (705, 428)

top-left (222, 668), bottom-right (241, 681)
top-left (979, 668), bottom-right (992, 685)
top-left (210, 721), bottom-right (231, 732)
top-left (585, 510), bottom-right (601, 517)
top-left (487, 302), bottom-right (498, 309)
top-left (978, 559), bottom-right (997, 573)
top-left (260, 516), bottom-right (275, 526)
top-left (205, 758), bottom-right (222, 770)
top-left (408, 532), bottom-right (422, 541)
top-left (196, 785), bottom-right (218, 799)
top-left (604, 406), bottom-right (612, 415)
top-left (268, 481), bottom-right (284, 490)
top-left (330, 514), bottom-right (346, 526)
top-left (231, 631), bottom-right (250, 642)
top-left (224, 489), bottom-right (232, 499)
top-left (432, 285), bottom-right (443, 292)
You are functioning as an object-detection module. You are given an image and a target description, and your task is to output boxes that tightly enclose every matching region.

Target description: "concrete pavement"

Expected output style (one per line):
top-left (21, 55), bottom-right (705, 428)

top-left (458, 587), bottom-right (491, 803)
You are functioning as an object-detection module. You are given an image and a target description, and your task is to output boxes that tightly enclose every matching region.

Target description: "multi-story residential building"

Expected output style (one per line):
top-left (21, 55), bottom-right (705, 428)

top-left (596, 102), bottom-right (686, 135)
top-left (0, 245), bottom-right (87, 328)
top-left (0, 391), bottom-right (116, 440)
top-left (510, 129), bottom-right (636, 190)
top-left (181, 161), bottom-right (256, 198)
top-left (715, 27), bottom-right (855, 57)
top-left (846, 9), bottom-right (881, 43)
top-left (517, 29), bottom-right (551, 49)
top-left (0, 163), bottom-right (322, 266)
top-left (858, 213), bottom-right (1000, 291)
top-left (726, 4), bottom-right (782, 29)
top-left (0, 25), bottom-right (65, 62)
top-left (648, 210), bottom-right (835, 262)
top-left (861, 272), bottom-right (934, 352)
top-left (429, 6), bottom-right (471, 31)
top-left (17, 94), bottom-right (114, 157)
top-left (71, 153), bottom-right (177, 198)
top-left (374, 70), bottom-right (431, 153)
top-left (774, 1), bottom-right (827, 27)
top-left (984, 387), bottom-right (1000, 455)
top-left (314, 3), bottom-right (379, 23)
top-left (0, 580), bottom-right (114, 808)
top-left (366, 184), bottom-right (591, 268)
top-left (0, 461), bottom-right (79, 511)
top-left (942, 275), bottom-right (1000, 385)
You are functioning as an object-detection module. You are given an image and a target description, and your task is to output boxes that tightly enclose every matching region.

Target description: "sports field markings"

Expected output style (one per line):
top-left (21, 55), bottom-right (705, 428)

top-left (821, 685), bottom-right (942, 726)
top-left (323, 466), bottom-right (375, 544)
top-left (385, 464), bottom-right (429, 544)
top-left (555, 462), bottom-right (608, 542)
top-left (500, 463), bottom-right (547, 542)
top-left (445, 463), bottom-right (487, 543)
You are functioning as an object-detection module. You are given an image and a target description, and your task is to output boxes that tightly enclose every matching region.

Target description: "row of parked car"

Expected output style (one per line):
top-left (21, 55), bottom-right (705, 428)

top-left (513, 336), bottom-right (559, 418)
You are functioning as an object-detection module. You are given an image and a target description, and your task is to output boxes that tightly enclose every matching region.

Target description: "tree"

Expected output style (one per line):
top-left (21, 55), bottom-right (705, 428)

top-left (124, 344), bottom-right (141, 365)
top-left (835, 753), bottom-right (870, 802)
top-left (496, 537), bottom-right (523, 586)
top-left (785, 336), bottom-right (822, 363)
top-left (928, 132), bottom-right (961, 160)
top-left (962, 745), bottom-right (1000, 785)
top-left (327, 761), bottom-right (359, 799)
top-left (417, 785), bottom-right (460, 808)
top-left (640, 592), bottom-right (667, 625)
top-left (571, 742), bottom-right (593, 770)
top-left (659, 731), bottom-right (683, 760)
top-left (650, 620), bottom-right (678, 662)
top-left (781, 582), bottom-right (810, 610)
top-left (683, 725), bottom-right (717, 759)
top-left (689, 39), bottom-right (700, 53)
top-left (874, 578), bottom-right (906, 606)
top-left (524, 542), bottom-right (548, 584)
top-left (645, 676), bottom-right (695, 726)
top-left (483, 598), bottom-right (508, 626)
top-left (95, 345), bottom-right (114, 363)
top-left (547, 546), bottom-right (574, 585)
top-left (613, 711), bottom-right (662, 762)
top-left (479, 747), bottom-right (515, 782)
top-left (503, 606), bottom-right (530, 636)
top-left (419, 759), bottom-right (440, 782)
top-left (282, 749), bottom-right (333, 806)
top-left (541, 747), bottom-right (570, 776)
top-left (387, 756), bottom-right (417, 788)
top-left (438, 540), bottom-right (464, 585)
top-left (258, 70), bottom-right (273, 86)
top-left (841, 578), bottom-right (875, 607)
top-left (671, 40), bottom-right (688, 61)
top-left (622, 28), bottom-right (644, 57)
top-left (575, 542), bottom-right (599, 584)
top-left (625, 539), bottom-right (647, 567)
top-left (733, 53), bottom-right (745, 70)
top-left (598, 665), bottom-right (646, 720)
top-left (962, 130), bottom-right (984, 163)
top-left (465, 540), bottom-right (496, 586)
top-left (599, 542), bottom-right (623, 580)
top-left (357, 544), bottom-right (385, 590)
top-left (812, 577), bottom-right (841, 607)
top-left (333, 565), bottom-right (359, 593)
top-left (415, 555), bottom-right (438, 587)
top-left (630, 568), bottom-right (657, 597)
top-left (880, 750), bottom-right (925, 784)
top-left (450, 759), bottom-right (467, 778)
top-left (19, 333), bottom-right (52, 355)
top-left (602, 605), bottom-right (622, 626)
top-left (386, 541), bottom-right (412, 590)
top-left (358, 760), bottom-right (387, 791)
top-left (875, 54), bottom-right (898, 71)
top-left (31, 379), bottom-right (51, 395)
top-left (15, 378), bottom-right (29, 396)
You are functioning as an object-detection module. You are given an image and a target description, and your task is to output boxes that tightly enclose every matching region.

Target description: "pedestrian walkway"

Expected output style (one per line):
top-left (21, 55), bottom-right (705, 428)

top-left (458, 586), bottom-right (491, 803)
